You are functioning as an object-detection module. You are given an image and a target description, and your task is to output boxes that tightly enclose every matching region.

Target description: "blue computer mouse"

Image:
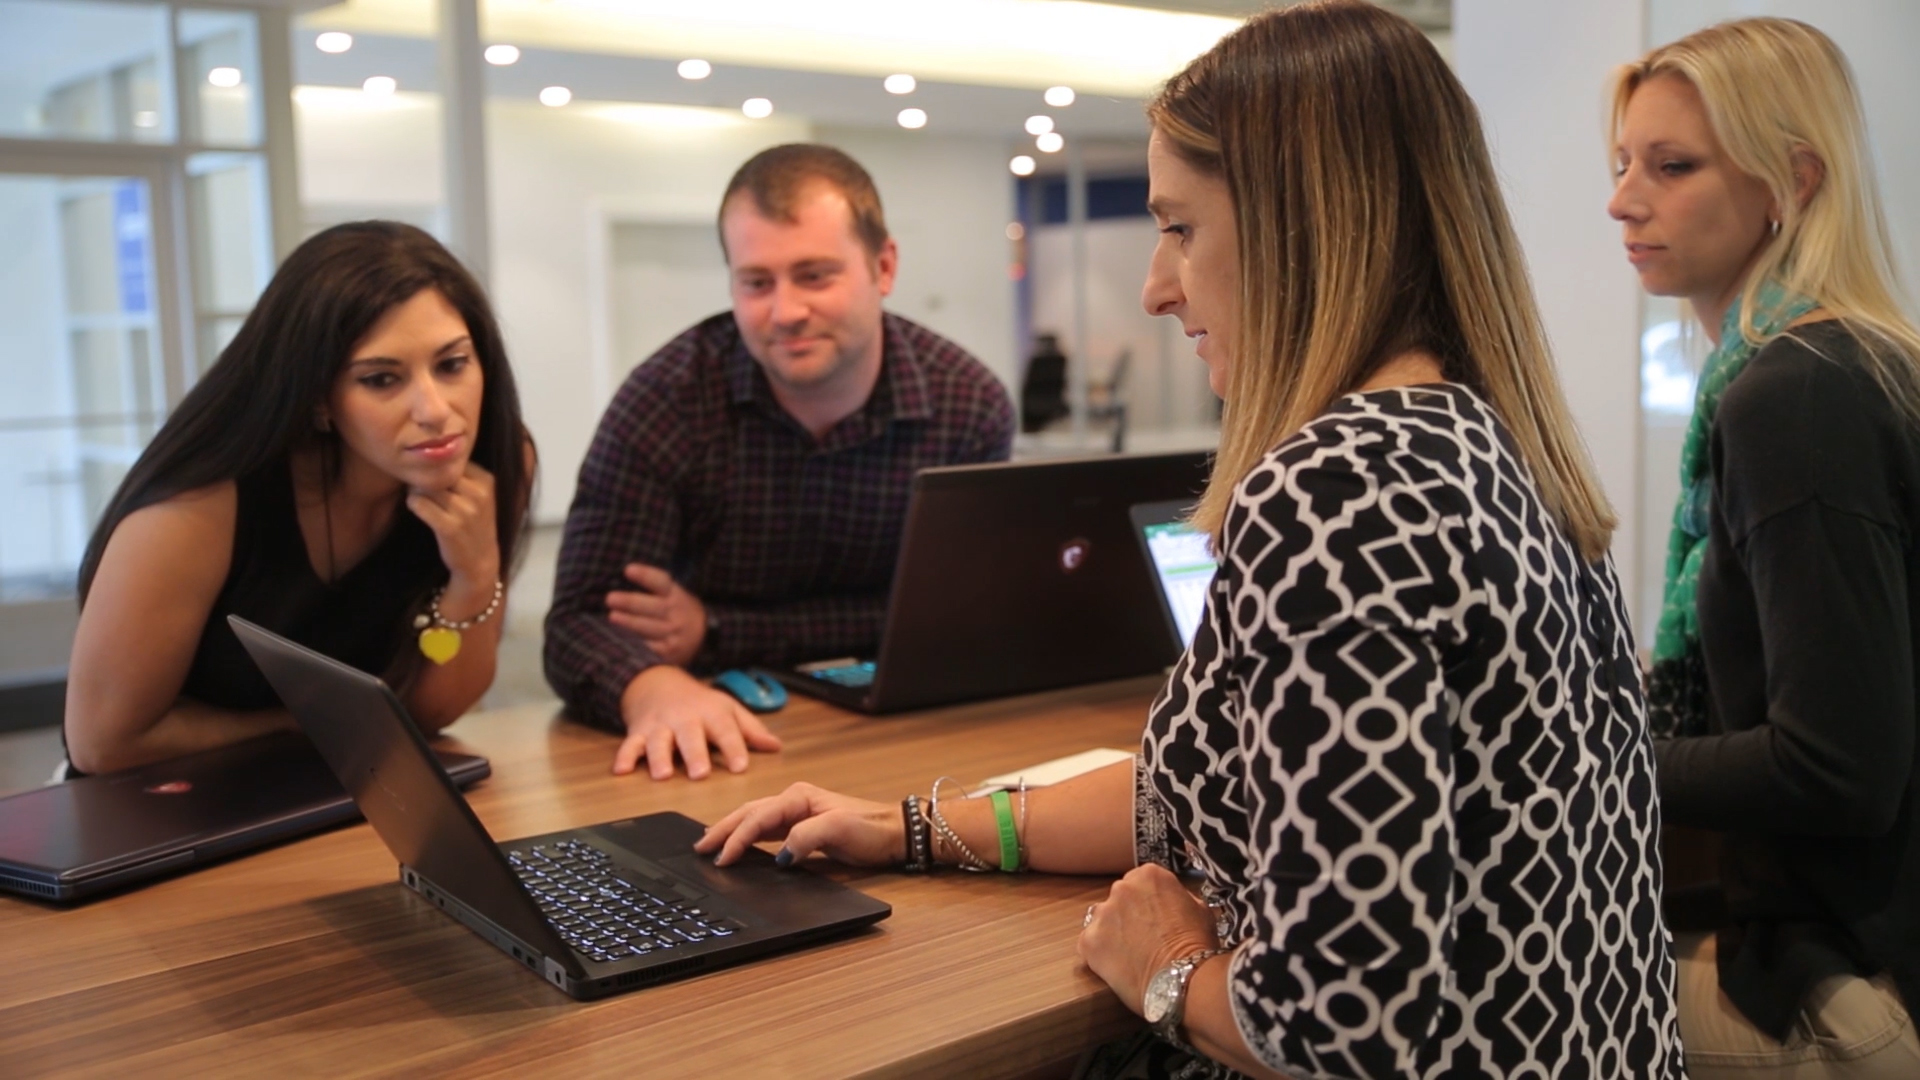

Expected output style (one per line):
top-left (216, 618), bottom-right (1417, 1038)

top-left (713, 669), bottom-right (787, 713)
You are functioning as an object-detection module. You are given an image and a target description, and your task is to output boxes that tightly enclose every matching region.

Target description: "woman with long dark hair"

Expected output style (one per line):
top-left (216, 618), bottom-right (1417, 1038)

top-left (64, 221), bottom-right (533, 775)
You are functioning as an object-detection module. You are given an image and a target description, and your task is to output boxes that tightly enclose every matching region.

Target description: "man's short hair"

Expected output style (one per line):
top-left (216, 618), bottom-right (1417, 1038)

top-left (718, 144), bottom-right (889, 259)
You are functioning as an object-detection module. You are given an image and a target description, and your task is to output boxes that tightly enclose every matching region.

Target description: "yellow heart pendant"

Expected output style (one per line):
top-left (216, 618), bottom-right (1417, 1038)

top-left (418, 626), bottom-right (463, 665)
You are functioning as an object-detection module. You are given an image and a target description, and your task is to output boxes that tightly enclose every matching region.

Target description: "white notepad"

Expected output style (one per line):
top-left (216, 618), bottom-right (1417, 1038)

top-left (973, 747), bottom-right (1136, 794)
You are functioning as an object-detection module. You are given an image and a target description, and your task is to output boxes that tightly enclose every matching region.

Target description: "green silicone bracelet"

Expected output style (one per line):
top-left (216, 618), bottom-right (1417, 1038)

top-left (991, 789), bottom-right (1020, 872)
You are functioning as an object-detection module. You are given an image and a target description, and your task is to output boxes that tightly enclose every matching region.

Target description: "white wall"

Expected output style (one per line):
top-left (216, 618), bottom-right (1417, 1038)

top-left (1029, 217), bottom-right (1213, 431)
top-left (814, 125), bottom-right (1019, 391)
top-left (294, 87), bottom-right (444, 209)
top-left (1454, 0), bottom-right (1649, 610)
top-left (608, 221), bottom-right (731, 381)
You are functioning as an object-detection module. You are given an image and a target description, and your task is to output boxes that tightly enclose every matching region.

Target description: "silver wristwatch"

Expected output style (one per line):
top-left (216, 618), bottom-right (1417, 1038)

top-left (1142, 947), bottom-right (1227, 1049)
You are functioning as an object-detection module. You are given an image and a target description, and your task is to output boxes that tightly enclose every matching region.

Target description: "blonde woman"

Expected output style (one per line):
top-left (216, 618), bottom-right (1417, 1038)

top-left (1612, 17), bottom-right (1920, 1078)
top-left (699, 3), bottom-right (1682, 1076)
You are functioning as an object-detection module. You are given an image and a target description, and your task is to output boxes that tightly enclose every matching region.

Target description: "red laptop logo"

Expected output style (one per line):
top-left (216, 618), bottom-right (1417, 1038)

top-left (144, 780), bottom-right (192, 795)
top-left (1060, 538), bottom-right (1091, 573)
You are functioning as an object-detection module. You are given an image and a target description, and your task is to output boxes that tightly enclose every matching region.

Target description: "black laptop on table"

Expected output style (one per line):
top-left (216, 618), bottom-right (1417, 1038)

top-left (770, 451), bottom-right (1211, 713)
top-left (0, 731), bottom-right (490, 902)
top-left (229, 615), bottom-right (890, 1001)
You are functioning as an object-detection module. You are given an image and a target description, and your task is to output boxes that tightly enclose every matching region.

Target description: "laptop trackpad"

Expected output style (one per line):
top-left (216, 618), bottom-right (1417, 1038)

top-left (596, 813), bottom-right (769, 896)
top-left (659, 852), bottom-right (765, 895)
top-left (613, 856), bottom-right (709, 901)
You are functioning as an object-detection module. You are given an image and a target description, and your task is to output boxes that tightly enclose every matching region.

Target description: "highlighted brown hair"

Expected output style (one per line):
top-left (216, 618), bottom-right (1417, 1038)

top-left (1152, 0), bottom-right (1615, 561)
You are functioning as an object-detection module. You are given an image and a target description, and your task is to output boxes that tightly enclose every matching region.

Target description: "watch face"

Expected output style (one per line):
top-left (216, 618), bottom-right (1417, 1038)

top-left (1142, 966), bottom-right (1178, 1024)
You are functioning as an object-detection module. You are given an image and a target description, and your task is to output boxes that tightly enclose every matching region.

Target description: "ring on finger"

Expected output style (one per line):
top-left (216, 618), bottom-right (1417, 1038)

top-left (1083, 903), bottom-right (1097, 928)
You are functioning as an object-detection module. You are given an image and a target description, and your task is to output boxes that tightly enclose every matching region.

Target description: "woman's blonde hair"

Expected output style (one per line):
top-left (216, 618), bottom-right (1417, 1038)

top-left (1150, 0), bottom-right (1616, 560)
top-left (1612, 18), bottom-right (1920, 417)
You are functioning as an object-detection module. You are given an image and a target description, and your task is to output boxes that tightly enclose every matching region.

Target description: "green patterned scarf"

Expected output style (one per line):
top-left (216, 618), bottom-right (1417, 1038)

top-left (1645, 285), bottom-right (1817, 738)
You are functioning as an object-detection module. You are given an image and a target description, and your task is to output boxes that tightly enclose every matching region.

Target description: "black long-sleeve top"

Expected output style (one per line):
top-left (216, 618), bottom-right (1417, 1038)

top-left (1656, 321), bottom-right (1920, 1039)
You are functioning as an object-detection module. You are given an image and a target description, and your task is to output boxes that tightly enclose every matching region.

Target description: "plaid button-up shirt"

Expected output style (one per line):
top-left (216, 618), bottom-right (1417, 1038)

top-left (543, 310), bottom-right (1015, 729)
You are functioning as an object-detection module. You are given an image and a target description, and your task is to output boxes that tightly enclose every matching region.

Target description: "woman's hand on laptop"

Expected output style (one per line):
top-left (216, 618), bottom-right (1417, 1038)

top-left (615, 666), bottom-right (782, 780)
top-left (696, 783), bottom-right (901, 869)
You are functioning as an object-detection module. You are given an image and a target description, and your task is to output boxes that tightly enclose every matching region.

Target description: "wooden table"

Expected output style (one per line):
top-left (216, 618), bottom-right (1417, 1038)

top-left (0, 677), bottom-right (1164, 1079)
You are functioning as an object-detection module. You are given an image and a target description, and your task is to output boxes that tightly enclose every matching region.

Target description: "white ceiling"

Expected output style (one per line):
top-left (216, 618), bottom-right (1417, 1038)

top-left (301, 0), bottom-right (1246, 97)
top-left (0, 0), bottom-right (1450, 178)
top-left (295, 30), bottom-right (1162, 144)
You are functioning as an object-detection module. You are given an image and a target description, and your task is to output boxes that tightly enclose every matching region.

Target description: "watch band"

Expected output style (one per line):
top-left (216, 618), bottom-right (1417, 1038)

top-left (1148, 946), bottom-right (1228, 1050)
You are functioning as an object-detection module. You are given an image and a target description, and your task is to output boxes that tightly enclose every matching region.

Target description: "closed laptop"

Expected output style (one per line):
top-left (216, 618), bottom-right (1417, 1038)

top-left (0, 730), bottom-right (489, 902)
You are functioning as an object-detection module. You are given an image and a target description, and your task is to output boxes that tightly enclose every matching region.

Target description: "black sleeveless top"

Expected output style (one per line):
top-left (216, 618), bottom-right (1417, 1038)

top-left (181, 463), bottom-right (445, 710)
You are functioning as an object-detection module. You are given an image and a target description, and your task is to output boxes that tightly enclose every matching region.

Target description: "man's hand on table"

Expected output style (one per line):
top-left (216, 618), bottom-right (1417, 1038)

top-left (614, 665), bottom-right (782, 780)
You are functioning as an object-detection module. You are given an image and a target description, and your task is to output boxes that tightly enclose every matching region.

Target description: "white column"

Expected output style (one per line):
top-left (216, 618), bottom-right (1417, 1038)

top-left (255, 4), bottom-right (302, 264)
top-left (1066, 140), bottom-right (1090, 446)
top-left (437, 0), bottom-right (490, 285)
top-left (1453, 0), bottom-right (1647, 603)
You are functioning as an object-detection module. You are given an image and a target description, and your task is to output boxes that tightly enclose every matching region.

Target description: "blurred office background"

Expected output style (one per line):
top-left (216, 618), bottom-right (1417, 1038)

top-left (2, 0), bottom-right (1916, 788)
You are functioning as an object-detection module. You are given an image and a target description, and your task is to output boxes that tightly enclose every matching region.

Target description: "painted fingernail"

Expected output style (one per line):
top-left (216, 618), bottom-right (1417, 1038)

top-left (775, 847), bottom-right (794, 868)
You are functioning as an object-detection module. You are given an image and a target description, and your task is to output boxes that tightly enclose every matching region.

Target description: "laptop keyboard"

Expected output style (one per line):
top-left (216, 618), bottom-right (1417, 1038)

top-left (505, 839), bottom-right (741, 963)
top-left (807, 660), bottom-right (876, 688)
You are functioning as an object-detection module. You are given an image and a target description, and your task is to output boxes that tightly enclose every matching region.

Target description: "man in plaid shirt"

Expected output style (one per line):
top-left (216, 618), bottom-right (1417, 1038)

top-left (544, 144), bottom-right (1014, 780)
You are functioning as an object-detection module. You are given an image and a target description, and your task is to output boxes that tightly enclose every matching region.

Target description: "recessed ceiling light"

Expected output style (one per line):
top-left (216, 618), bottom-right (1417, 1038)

top-left (207, 66), bottom-right (243, 88)
top-left (362, 75), bottom-right (396, 96)
top-left (1044, 86), bottom-right (1076, 107)
top-left (315, 31), bottom-right (352, 55)
top-left (539, 85), bottom-right (572, 107)
top-left (1010, 155), bottom-right (1037, 177)
top-left (897, 107), bottom-right (927, 129)
top-left (1036, 132), bottom-right (1064, 153)
top-left (884, 73), bottom-right (916, 95)
top-left (1024, 115), bottom-right (1054, 136)
top-left (678, 58), bottom-right (712, 80)
top-left (484, 44), bottom-right (520, 66)
top-left (742, 97), bottom-right (773, 119)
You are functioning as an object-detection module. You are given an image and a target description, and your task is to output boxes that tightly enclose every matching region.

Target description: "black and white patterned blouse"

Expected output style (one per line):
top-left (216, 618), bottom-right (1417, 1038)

top-left (1138, 385), bottom-right (1682, 1079)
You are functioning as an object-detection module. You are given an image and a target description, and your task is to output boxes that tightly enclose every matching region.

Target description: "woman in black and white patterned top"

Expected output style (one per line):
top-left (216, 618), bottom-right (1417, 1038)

top-left (700, 3), bottom-right (1683, 1076)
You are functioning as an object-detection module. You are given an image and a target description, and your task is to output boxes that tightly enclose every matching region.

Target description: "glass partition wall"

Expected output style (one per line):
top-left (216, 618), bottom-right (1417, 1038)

top-left (0, 0), bottom-right (289, 707)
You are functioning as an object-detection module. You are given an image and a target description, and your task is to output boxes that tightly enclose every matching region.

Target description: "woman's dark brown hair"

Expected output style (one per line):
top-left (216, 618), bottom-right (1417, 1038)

top-left (77, 220), bottom-right (533, 599)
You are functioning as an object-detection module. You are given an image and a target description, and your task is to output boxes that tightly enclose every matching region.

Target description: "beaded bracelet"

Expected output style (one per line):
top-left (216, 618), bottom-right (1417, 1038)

top-left (900, 795), bottom-right (934, 872)
top-left (413, 578), bottom-right (504, 665)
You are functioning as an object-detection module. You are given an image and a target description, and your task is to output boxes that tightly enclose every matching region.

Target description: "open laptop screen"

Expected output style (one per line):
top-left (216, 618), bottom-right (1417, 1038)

top-left (1131, 501), bottom-right (1218, 649)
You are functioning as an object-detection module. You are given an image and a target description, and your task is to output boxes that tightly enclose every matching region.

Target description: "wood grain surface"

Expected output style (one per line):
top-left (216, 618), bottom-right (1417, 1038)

top-left (0, 677), bottom-right (1165, 1079)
